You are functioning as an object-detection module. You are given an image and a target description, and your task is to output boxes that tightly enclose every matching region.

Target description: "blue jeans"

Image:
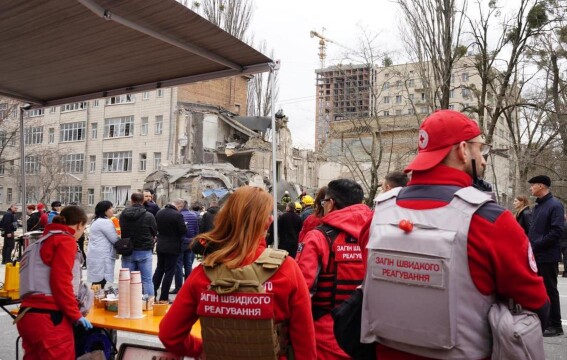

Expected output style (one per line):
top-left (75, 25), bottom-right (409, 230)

top-left (121, 250), bottom-right (154, 296)
top-left (174, 250), bottom-right (195, 290)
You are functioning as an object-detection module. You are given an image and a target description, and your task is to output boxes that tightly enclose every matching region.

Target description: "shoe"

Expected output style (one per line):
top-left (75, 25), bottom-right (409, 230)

top-left (169, 288), bottom-right (179, 294)
top-left (543, 327), bottom-right (564, 337)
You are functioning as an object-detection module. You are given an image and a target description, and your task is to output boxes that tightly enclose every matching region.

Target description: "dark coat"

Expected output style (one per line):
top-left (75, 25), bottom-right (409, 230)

top-left (277, 210), bottom-right (303, 258)
top-left (561, 223), bottom-right (567, 249)
top-left (119, 204), bottom-right (157, 251)
top-left (199, 206), bottom-right (219, 234)
top-left (155, 204), bottom-right (187, 255)
top-left (144, 201), bottom-right (160, 216)
top-left (0, 209), bottom-right (17, 234)
top-left (26, 211), bottom-right (42, 231)
top-left (528, 192), bottom-right (565, 263)
top-left (515, 207), bottom-right (532, 236)
top-left (180, 208), bottom-right (199, 248)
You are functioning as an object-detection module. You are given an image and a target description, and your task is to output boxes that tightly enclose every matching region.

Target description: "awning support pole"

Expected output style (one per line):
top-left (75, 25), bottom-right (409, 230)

top-left (270, 61), bottom-right (280, 249)
top-left (20, 104), bottom-right (30, 233)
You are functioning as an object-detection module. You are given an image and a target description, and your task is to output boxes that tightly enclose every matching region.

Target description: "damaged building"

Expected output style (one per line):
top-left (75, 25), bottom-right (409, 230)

top-left (144, 105), bottom-right (319, 206)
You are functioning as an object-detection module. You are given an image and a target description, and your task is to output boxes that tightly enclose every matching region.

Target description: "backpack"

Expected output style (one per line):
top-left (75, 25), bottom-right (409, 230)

top-left (198, 248), bottom-right (290, 360)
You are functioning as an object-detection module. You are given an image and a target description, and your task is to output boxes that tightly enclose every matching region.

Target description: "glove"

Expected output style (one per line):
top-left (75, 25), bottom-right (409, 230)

top-left (77, 316), bottom-right (93, 330)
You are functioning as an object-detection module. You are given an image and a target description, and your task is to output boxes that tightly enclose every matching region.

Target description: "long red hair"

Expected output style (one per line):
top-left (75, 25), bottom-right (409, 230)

top-left (200, 186), bottom-right (273, 269)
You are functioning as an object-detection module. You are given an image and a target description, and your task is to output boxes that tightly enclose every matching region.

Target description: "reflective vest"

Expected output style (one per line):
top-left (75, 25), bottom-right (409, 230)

top-left (20, 230), bottom-right (83, 298)
top-left (311, 224), bottom-right (364, 319)
top-left (361, 187), bottom-right (495, 359)
top-left (198, 248), bottom-right (290, 360)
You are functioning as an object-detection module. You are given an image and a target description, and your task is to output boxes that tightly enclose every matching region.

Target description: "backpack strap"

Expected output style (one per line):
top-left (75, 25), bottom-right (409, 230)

top-left (316, 224), bottom-right (341, 272)
top-left (203, 248), bottom-right (288, 294)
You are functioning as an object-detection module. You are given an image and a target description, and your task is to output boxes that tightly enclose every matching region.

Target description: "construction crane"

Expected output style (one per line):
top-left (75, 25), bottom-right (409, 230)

top-left (310, 29), bottom-right (353, 69)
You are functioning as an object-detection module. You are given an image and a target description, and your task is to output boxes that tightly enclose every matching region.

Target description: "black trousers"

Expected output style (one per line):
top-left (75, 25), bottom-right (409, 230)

top-left (562, 246), bottom-right (567, 274)
top-left (2, 235), bottom-right (14, 264)
top-left (537, 262), bottom-right (562, 328)
top-left (153, 253), bottom-right (179, 301)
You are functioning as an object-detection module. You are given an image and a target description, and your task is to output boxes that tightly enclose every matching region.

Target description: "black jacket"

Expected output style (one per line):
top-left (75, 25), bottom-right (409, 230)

top-left (277, 210), bottom-right (303, 258)
top-left (144, 201), bottom-right (160, 216)
top-left (119, 204), bottom-right (157, 251)
top-left (199, 206), bottom-right (219, 234)
top-left (26, 211), bottom-right (42, 231)
top-left (0, 209), bottom-right (17, 234)
top-left (515, 207), bottom-right (532, 236)
top-left (155, 204), bottom-right (187, 255)
top-left (528, 192), bottom-right (565, 263)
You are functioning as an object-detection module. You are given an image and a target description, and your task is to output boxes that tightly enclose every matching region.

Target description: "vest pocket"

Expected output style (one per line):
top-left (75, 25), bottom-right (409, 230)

top-left (362, 223), bottom-right (457, 350)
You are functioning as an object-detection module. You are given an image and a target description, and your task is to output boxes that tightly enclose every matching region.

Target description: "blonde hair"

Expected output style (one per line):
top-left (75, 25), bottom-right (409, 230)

top-left (200, 186), bottom-right (273, 269)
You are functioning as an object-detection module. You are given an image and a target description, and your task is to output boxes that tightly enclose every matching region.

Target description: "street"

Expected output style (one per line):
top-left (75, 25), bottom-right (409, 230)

top-left (1, 261), bottom-right (567, 359)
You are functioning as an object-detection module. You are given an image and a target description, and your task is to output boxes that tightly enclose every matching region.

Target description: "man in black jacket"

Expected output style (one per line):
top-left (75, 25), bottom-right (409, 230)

top-left (277, 202), bottom-right (303, 257)
top-left (528, 175), bottom-right (565, 337)
top-left (143, 189), bottom-right (160, 216)
top-left (153, 199), bottom-right (187, 302)
top-left (1, 204), bottom-right (18, 264)
top-left (199, 202), bottom-right (219, 234)
top-left (120, 192), bottom-right (158, 297)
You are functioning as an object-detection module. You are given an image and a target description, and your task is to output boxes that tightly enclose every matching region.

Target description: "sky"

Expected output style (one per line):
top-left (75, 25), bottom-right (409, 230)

top-left (250, 1), bottom-right (402, 150)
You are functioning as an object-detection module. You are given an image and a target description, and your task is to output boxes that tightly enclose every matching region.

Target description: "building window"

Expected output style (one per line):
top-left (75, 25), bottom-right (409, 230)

top-left (24, 126), bottom-right (43, 145)
top-left (383, 96), bottom-right (390, 104)
top-left (450, 89), bottom-right (455, 98)
top-left (462, 88), bottom-right (470, 97)
top-left (27, 108), bottom-right (44, 117)
top-left (60, 122), bottom-right (86, 142)
top-left (448, 104), bottom-right (455, 110)
top-left (7, 188), bottom-right (12, 203)
top-left (143, 92), bottom-right (150, 100)
top-left (104, 116), bottom-right (134, 138)
top-left (61, 102), bottom-right (87, 112)
top-left (48, 128), bottom-right (55, 144)
top-left (139, 153), bottom-right (147, 171)
top-left (87, 188), bottom-right (95, 206)
top-left (0, 103), bottom-right (8, 118)
top-left (141, 117), bottom-right (148, 136)
top-left (383, 111), bottom-right (390, 116)
top-left (154, 152), bottom-right (161, 170)
top-left (91, 123), bottom-right (98, 139)
top-left (101, 186), bottom-right (130, 206)
top-left (24, 155), bottom-right (41, 174)
top-left (105, 94), bottom-right (135, 105)
top-left (157, 89), bottom-right (164, 97)
top-left (103, 151), bottom-right (132, 172)
top-left (0, 163), bottom-right (4, 176)
top-left (408, 108), bottom-right (415, 115)
top-left (395, 95), bottom-right (402, 104)
top-left (62, 153), bottom-right (84, 173)
top-left (89, 155), bottom-right (96, 173)
top-left (155, 115), bottom-right (163, 135)
top-left (451, 73), bottom-right (456, 83)
top-left (462, 73), bottom-right (469, 82)
top-left (58, 186), bottom-right (82, 204)
top-left (408, 94), bottom-right (414, 100)
top-left (421, 93), bottom-right (426, 101)
top-left (382, 82), bottom-right (389, 90)
top-left (93, 100), bottom-right (99, 107)
top-left (395, 110), bottom-right (402, 115)
top-left (408, 79), bottom-right (414, 87)
top-left (0, 187), bottom-right (3, 203)
top-left (396, 80), bottom-right (402, 88)
top-left (420, 107), bottom-right (428, 114)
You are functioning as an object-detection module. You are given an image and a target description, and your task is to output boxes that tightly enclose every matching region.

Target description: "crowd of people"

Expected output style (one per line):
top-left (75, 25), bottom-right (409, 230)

top-left (4, 109), bottom-right (567, 359)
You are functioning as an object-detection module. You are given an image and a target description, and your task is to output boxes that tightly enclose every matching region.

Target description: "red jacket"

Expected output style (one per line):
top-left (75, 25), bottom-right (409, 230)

top-left (21, 223), bottom-right (83, 324)
top-left (298, 213), bottom-right (323, 243)
top-left (359, 165), bottom-right (549, 360)
top-left (297, 203), bottom-right (372, 360)
top-left (159, 239), bottom-right (316, 360)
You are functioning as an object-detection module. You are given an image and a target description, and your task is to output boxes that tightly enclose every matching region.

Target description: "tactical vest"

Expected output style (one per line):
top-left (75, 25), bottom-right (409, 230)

top-left (20, 230), bottom-right (83, 298)
top-left (198, 248), bottom-right (290, 360)
top-left (311, 225), bottom-right (364, 320)
top-left (361, 187), bottom-right (495, 359)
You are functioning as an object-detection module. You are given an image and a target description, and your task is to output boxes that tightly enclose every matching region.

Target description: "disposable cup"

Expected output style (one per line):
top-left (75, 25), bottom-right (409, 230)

top-left (130, 271), bottom-right (141, 283)
top-left (119, 268), bottom-right (131, 281)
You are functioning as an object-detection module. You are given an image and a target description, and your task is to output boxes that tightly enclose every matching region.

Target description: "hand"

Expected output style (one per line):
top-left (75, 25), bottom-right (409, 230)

top-left (77, 316), bottom-right (93, 330)
top-left (6, 233), bottom-right (12, 238)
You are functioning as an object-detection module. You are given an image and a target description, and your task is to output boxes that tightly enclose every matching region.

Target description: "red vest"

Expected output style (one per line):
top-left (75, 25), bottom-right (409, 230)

top-left (311, 225), bottom-right (365, 319)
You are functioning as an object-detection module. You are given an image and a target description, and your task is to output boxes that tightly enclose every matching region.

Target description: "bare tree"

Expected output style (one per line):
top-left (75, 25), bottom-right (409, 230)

top-left (23, 148), bottom-right (73, 204)
top-left (396, 0), bottom-right (468, 110)
top-left (247, 41), bottom-right (279, 116)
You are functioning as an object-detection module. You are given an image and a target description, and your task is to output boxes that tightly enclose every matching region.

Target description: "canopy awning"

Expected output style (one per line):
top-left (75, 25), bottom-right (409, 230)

top-left (0, 0), bottom-right (273, 107)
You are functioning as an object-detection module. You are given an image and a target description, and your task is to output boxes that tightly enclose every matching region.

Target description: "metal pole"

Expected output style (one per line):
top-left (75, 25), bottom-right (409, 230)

top-left (19, 105), bottom-right (30, 233)
top-left (270, 61), bottom-right (280, 248)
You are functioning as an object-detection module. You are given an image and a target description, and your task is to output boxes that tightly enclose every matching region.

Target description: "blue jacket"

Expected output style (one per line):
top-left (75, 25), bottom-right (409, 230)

top-left (528, 192), bottom-right (565, 263)
top-left (180, 208), bottom-right (199, 248)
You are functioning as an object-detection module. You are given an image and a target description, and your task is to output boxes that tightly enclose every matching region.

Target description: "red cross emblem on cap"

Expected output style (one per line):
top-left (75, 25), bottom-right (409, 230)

top-left (418, 129), bottom-right (429, 149)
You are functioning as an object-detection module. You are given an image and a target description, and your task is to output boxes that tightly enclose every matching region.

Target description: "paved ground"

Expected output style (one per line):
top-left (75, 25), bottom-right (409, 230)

top-left (1, 252), bottom-right (567, 359)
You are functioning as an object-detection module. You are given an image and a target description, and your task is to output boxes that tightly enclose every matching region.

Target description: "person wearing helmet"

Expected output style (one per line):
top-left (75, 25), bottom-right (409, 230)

top-left (281, 190), bottom-right (292, 206)
top-left (294, 202), bottom-right (303, 214)
top-left (300, 195), bottom-right (315, 221)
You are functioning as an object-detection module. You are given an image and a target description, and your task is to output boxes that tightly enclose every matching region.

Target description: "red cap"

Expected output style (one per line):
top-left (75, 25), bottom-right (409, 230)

top-left (404, 110), bottom-right (481, 173)
top-left (37, 203), bottom-right (45, 211)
